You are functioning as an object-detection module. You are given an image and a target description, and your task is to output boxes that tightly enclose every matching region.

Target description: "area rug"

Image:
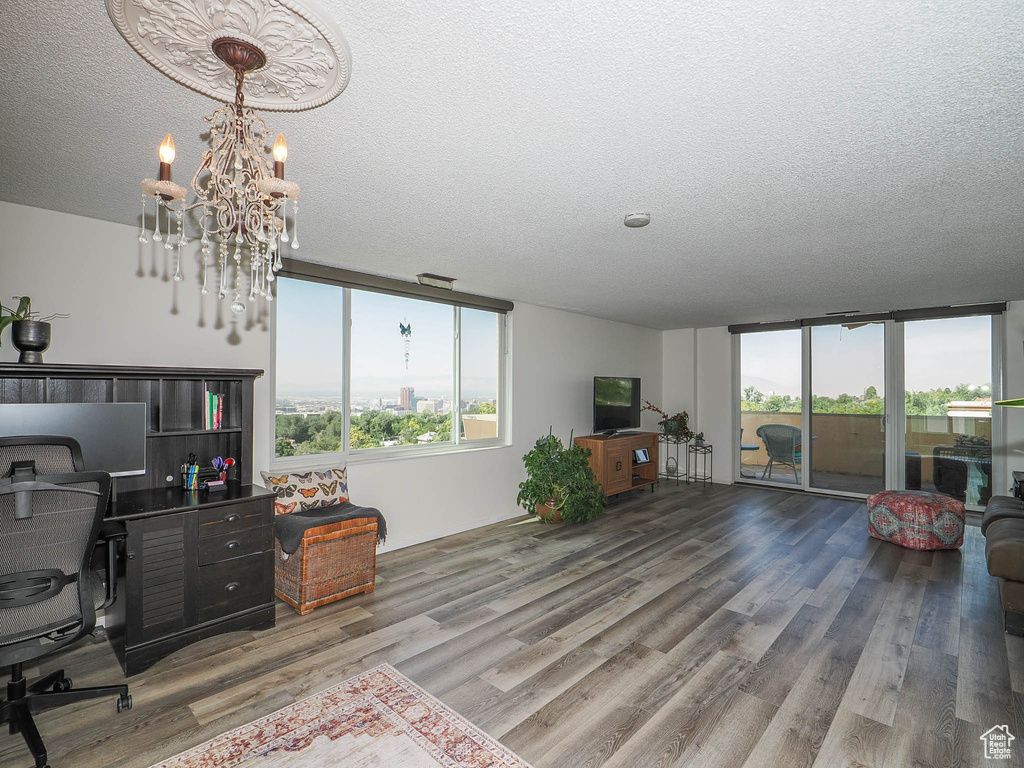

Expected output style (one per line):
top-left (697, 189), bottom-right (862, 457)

top-left (149, 664), bottom-right (532, 768)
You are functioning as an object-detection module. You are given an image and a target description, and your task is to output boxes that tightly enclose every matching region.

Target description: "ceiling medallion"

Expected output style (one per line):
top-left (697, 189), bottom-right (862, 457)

top-left (106, 0), bottom-right (351, 111)
top-left (109, 0), bottom-right (351, 314)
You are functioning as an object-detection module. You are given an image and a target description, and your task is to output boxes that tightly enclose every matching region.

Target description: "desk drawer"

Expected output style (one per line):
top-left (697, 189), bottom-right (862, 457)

top-left (198, 525), bottom-right (273, 566)
top-left (198, 551), bottom-right (271, 623)
top-left (198, 499), bottom-right (271, 538)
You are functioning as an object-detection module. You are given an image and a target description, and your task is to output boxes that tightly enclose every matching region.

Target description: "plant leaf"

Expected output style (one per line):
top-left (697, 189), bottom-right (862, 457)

top-left (14, 296), bottom-right (31, 319)
top-left (0, 315), bottom-right (16, 346)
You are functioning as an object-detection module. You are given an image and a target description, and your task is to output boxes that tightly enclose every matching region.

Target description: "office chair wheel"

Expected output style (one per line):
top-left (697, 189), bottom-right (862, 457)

top-left (117, 692), bottom-right (132, 713)
top-left (53, 676), bottom-right (73, 692)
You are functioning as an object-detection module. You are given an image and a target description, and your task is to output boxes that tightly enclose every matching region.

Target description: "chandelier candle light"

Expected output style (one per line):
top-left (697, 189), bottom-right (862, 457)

top-left (138, 40), bottom-right (300, 314)
top-left (108, 0), bottom-right (351, 315)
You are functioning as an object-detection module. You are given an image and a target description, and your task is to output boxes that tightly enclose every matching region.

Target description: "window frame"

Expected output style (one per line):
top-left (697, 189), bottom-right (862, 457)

top-left (731, 308), bottom-right (1005, 507)
top-left (270, 280), bottom-right (510, 470)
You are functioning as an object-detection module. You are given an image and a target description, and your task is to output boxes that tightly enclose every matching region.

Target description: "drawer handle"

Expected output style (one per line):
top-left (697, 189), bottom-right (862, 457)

top-left (225, 513), bottom-right (240, 523)
top-left (226, 540), bottom-right (240, 550)
top-left (225, 582), bottom-right (240, 593)
top-left (615, 460), bottom-right (623, 471)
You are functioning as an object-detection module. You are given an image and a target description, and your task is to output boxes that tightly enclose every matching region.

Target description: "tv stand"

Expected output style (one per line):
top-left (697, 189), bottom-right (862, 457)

top-left (575, 432), bottom-right (658, 496)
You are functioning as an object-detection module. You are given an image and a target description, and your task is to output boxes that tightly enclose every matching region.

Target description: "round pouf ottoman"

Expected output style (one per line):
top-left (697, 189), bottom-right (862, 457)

top-left (867, 490), bottom-right (965, 550)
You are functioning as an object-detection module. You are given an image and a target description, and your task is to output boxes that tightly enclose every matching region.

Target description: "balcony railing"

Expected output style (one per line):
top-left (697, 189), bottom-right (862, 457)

top-left (739, 411), bottom-right (992, 503)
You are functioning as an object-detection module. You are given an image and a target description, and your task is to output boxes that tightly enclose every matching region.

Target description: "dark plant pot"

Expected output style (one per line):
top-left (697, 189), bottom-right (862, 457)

top-left (11, 320), bottom-right (50, 364)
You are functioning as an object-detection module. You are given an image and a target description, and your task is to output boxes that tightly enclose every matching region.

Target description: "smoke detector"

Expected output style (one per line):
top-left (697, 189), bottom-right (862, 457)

top-left (624, 213), bottom-right (650, 228)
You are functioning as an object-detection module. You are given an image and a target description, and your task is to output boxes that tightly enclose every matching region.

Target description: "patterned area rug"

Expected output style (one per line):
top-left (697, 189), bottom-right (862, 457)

top-left (149, 664), bottom-right (532, 768)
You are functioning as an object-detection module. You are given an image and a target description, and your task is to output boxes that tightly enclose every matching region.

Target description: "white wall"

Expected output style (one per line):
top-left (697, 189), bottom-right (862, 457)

top-left (0, 200), bottom-right (276, 482)
top-left (345, 304), bottom-right (664, 550)
top-left (661, 329), bottom-right (696, 419)
top-left (695, 327), bottom-right (735, 483)
top-left (0, 201), bottom-right (664, 552)
top-left (660, 326), bottom-right (736, 485)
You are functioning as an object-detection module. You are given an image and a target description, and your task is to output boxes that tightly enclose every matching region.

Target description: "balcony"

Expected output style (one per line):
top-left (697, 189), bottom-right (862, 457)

top-left (740, 410), bottom-right (992, 505)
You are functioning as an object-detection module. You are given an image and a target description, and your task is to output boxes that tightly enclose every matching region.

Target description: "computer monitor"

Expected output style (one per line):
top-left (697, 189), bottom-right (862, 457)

top-left (0, 403), bottom-right (147, 477)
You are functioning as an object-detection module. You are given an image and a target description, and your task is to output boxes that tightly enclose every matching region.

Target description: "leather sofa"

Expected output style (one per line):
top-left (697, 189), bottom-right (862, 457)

top-left (982, 495), bottom-right (1024, 635)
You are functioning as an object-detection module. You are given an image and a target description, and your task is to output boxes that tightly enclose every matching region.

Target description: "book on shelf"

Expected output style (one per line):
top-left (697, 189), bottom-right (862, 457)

top-left (203, 388), bottom-right (226, 430)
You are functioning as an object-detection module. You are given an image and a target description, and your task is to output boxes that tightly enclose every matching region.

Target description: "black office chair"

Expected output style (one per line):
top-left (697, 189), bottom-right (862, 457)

top-left (0, 437), bottom-right (123, 613)
top-left (0, 437), bottom-right (83, 477)
top-left (0, 450), bottom-right (131, 768)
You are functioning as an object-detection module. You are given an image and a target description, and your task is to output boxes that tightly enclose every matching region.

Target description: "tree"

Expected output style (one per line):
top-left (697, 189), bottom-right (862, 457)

top-left (349, 425), bottom-right (375, 449)
top-left (275, 438), bottom-right (295, 457)
top-left (743, 386), bottom-right (764, 404)
top-left (276, 414), bottom-right (311, 443)
top-left (741, 381), bottom-right (988, 417)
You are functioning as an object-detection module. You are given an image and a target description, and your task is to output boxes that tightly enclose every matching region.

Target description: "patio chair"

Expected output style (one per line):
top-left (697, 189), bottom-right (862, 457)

top-left (755, 424), bottom-right (802, 482)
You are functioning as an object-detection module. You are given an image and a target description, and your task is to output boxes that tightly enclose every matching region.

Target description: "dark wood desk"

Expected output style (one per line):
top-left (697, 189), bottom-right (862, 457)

top-left (105, 484), bottom-right (275, 676)
top-left (0, 363), bottom-right (275, 675)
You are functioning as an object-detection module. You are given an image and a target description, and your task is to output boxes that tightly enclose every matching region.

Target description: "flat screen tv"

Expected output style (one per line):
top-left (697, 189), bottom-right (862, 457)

top-left (0, 403), bottom-right (147, 476)
top-left (594, 376), bottom-right (641, 434)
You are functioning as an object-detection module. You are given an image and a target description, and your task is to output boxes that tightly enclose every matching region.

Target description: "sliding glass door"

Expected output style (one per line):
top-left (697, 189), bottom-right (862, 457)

top-left (738, 329), bottom-right (802, 485)
top-left (904, 316), bottom-right (993, 506)
top-left (809, 322), bottom-right (886, 494)
top-left (735, 311), bottom-right (999, 507)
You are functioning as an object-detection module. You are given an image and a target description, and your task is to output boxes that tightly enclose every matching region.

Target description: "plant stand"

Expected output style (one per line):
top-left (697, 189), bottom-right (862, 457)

top-left (659, 436), bottom-right (687, 486)
top-left (687, 442), bottom-right (713, 486)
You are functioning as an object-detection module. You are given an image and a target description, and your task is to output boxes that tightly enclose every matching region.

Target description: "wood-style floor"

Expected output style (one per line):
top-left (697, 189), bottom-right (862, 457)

top-left (3, 482), bottom-right (1022, 768)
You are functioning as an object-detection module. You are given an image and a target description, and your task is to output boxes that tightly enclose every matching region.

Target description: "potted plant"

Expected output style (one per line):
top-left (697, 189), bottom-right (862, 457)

top-left (0, 296), bottom-right (68, 364)
top-left (517, 431), bottom-right (606, 523)
top-left (642, 400), bottom-right (692, 442)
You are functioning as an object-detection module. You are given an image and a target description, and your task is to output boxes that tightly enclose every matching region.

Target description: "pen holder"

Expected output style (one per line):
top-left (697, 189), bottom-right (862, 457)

top-left (183, 467), bottom-right (221, 490)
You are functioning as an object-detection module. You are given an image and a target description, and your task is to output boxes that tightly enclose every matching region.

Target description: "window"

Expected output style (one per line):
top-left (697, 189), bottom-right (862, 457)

top-left (274, 277), bottom-right (344, 458)
top-left (349, 291), bottom-right (455, 450)
top-left (809, 322), bottom-right (886, 494)
top-left (733, 305), bottom-right (1001, 509)
top-left (459, 308), bottom-right (501, 442)
top-left (904, 315), bottom-right (992, 505)
top-left (738, 329), bottom-right (801, 483)
top-left (273, 275), bottom-right (507, 462)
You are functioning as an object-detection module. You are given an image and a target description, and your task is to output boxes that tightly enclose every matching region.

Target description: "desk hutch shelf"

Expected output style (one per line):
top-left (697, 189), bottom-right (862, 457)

top-left (0, 363), bottom-right (275, 675)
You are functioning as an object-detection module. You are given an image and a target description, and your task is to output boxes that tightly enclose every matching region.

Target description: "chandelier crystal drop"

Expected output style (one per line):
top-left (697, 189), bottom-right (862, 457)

top-left (138, 38), bottom-right (301, 315)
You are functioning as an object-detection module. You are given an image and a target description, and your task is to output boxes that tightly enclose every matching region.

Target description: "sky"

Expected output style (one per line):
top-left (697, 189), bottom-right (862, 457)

top-left (741, 315), bottom-right (993, 398)
top-left (275, 277), bottom-right (499, 400)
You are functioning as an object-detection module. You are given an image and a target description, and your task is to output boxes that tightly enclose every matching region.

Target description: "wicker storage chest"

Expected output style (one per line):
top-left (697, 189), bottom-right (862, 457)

top-left (275, 516), bottom-right (378, 615)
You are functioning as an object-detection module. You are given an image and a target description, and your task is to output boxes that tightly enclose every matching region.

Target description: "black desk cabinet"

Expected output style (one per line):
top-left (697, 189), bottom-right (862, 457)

top-left (108, 485), bottom-right (275, 676)
top-left (0, 363), bottom-right (275, 676)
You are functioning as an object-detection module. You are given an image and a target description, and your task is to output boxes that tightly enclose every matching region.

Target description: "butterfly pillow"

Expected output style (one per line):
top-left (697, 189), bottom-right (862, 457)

top-left (260, 467), bottom-right (349, 514)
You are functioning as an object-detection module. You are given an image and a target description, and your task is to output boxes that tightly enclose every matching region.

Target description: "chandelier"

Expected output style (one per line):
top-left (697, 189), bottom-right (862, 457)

top-left (107, 0), bottom-right (351, 315)
top-left (138, 39), bottom-right (299, 315)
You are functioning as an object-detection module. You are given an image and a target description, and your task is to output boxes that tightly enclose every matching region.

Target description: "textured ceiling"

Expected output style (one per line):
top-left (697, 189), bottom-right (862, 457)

top-left (1, 0), bottom-right (1023, 330)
